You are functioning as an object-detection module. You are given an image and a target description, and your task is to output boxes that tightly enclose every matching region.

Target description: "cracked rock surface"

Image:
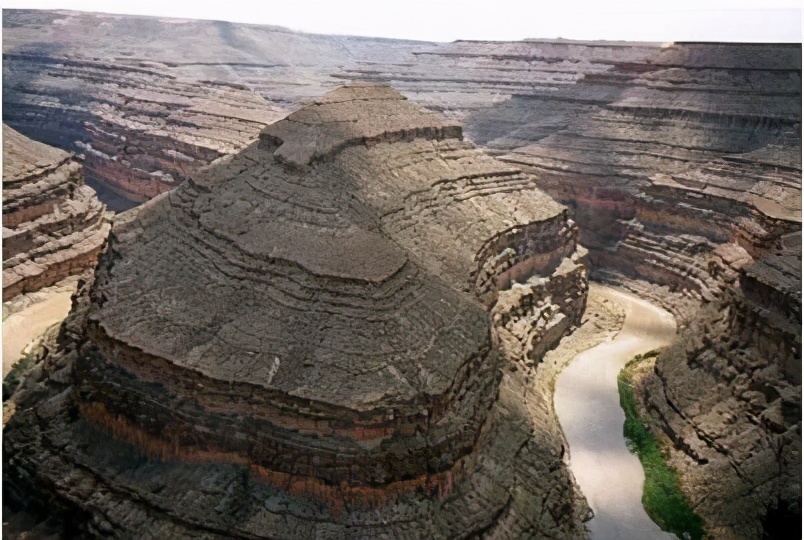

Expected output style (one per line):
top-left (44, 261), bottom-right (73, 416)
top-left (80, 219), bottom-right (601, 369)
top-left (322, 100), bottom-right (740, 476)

top-left (4, 84), bottom-right (590, 538)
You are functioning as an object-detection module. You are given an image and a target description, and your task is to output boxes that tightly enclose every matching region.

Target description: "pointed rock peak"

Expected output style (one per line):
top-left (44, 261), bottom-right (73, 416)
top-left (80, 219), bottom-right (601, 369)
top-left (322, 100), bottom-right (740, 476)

top-left (261, 83), bottom-right (463, 167)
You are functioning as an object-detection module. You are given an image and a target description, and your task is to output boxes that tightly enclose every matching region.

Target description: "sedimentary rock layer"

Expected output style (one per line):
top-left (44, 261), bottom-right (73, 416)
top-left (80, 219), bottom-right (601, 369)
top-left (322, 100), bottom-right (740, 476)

top-left (4, 84), bottom-right (589, 538)
top-left (340, 39), bottom-right (802, 537)
top-left (4, 12), bottom-right (801, 536)
top-left (2, 9), bottom-right (427, 208)
top-left (2, 124), bottom-right (110, 301)
top-left (642, 234), bottom-right (801, 538)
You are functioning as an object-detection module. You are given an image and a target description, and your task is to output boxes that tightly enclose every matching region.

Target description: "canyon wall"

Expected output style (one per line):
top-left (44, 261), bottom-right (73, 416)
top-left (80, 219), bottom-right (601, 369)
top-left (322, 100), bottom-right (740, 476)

top-left (3, 12), bottom-right (801, 537)
top-left (2, 124), bottom-right (110, 302)
top-left (4, 84), bottom-right (591, 538)
top-left (343, 41), bottom-right (802, 536)
top-left (3, 9), bottom-right (427, 210)
top-left (642, 232), bottom-right (800, 538)
top-left (341, 40), bottom-right (800, 314)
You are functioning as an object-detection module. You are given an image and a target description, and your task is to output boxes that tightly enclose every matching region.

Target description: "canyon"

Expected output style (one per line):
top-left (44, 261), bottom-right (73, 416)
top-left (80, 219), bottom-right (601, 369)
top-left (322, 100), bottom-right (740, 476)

top-left (2, 9), bottom-right (801, 539)
top-left (5, 83), bottom-right (591, 538)
top-left (3, 123), bottom-right (110, 379)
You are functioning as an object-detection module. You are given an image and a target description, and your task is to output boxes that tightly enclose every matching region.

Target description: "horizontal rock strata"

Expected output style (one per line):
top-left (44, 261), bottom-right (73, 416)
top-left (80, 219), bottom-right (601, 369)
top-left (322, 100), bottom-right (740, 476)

top-left (2, 9), bottom-right (428, 209)
top-left (642, 234), bottom-right (801, 538)
top-left (342, 39), bottom-right (802, 537)
top-left (4, 84), bottom-right (590, 538)
top-left (2, 124), bottom-right (110, 301)
top-left (3, 12), bottom-right (801, 536)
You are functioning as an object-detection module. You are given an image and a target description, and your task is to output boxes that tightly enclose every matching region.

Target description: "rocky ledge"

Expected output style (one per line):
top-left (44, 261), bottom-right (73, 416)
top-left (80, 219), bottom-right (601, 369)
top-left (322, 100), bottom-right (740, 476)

top-left (2, 124), bottom-right (110, 302)
top-left (2, 9), bottom-right (427, 210)
top-left (4, 85), bottom-right (590, 538)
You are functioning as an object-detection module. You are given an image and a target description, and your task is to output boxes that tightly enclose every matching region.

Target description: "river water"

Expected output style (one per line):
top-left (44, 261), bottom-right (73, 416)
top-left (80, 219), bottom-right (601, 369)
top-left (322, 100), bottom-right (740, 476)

top-left (3, 288), bottom-right (75, 377)
top-left (554, 284), bottom-right (678, 540)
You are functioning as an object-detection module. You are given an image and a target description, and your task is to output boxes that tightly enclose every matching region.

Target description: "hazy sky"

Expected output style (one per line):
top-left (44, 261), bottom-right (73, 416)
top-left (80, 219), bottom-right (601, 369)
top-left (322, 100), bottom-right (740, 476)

top-left (2, 0), bottom-right (801, 43)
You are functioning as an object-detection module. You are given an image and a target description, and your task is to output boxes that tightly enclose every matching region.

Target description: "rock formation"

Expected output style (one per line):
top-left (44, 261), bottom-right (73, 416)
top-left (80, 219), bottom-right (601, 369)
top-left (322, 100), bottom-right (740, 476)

top-left (639, 231), bottom-right (801, 538)
top-left (2, 9), bottom-right (427, 209)
top-left (3, 124), bottom-right (110, 302)
top-left (472, 43), bottom-right (802, 538)
top-left (347, 41), bottom-right (802, 536)
top-left (3, 11), bottom-right (801, 536)
top-left (4, 84), bottom-right (590, 538)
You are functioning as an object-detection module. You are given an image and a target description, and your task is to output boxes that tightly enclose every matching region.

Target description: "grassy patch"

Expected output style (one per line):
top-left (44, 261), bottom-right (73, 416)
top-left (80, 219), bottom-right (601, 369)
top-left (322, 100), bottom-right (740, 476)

top-left (618, 355), bottom-right (707, 540)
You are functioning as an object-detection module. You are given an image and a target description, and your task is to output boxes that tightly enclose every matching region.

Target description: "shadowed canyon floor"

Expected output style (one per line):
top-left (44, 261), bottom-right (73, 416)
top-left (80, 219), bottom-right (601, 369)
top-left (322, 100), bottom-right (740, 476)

top-left (555, 285), bottom-right (676, 540)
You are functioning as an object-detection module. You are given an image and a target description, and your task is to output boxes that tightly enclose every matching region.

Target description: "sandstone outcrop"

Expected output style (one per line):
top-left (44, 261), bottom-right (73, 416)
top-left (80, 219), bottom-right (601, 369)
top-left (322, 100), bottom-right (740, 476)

top-left (2, 124), bottom-right (110, 302)
top-left (4, 84), bottom-right (590, 538)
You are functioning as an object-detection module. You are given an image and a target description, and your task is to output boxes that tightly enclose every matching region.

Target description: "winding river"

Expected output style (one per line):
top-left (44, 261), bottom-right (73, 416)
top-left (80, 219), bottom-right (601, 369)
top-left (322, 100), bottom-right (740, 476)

top-left (554, 284), bottom-right (677, 539)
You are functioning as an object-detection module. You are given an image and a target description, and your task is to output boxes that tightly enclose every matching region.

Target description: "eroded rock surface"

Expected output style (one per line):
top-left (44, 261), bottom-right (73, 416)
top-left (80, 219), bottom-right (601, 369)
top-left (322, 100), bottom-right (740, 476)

top-left (4, 84), bottom-right (590, 538)
top-left (640, 233), bottom-right (801, 539)
top-left (343, 39), bottom-right (803, 538)
top-left (2, 10), bottom-right (428, 209)
top-left (2, 124), bottom-right (110, 302)
top-left (4, 13), bottom-right (801, 536)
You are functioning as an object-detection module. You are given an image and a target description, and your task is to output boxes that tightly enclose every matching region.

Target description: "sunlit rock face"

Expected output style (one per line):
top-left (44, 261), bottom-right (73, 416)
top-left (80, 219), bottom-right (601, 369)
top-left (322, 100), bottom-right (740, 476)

top-left (4, 85), bottom-right (590, 538)
top-left (2, 124), bottom-right (110, 302)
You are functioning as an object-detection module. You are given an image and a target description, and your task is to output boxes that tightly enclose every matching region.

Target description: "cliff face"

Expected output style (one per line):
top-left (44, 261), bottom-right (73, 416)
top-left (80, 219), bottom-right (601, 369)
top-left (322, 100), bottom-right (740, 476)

top-left (488, 44), bottom-right (801, 318)
top-left (345, 43), bottom-right (802, 536)
top-left (642, 233), bottom-right (801, 538)
top-left (2, 124), bottom-right (110, 301)
top-left (342, 39), bottom-right (801, 310)
top-left (4, 84), bottom-right (590, 538)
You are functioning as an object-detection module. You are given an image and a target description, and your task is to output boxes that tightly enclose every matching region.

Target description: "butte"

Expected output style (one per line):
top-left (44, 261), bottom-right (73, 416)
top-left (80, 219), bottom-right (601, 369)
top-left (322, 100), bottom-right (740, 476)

top-left (5, 84), bottom-right (591, 538)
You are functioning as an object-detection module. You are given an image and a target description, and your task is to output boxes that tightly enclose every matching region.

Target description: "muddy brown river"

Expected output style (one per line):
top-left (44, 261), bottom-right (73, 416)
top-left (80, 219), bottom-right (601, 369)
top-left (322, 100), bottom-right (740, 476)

top-left (3, 288), bottom-right (75, 377)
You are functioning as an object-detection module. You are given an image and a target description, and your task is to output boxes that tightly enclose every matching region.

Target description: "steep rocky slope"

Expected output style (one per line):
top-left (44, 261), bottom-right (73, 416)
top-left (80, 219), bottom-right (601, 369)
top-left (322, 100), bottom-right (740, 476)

top-left (2, 124), bottom-right (110, 302)
top-left (641, 236), bottom-right (801, 538)
top-left (4, 84), bottom-right (591, 538)
top-left (342, 44), bottom-right (801, 537)
top-left (342, 40), bottom-right (800, 309)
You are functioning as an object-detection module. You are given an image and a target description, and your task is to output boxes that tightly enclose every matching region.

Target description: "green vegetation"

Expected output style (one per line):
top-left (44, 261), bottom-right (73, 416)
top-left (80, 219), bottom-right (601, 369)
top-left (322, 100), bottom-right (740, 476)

top-left (3, 348), bottom-right (37, 401)
top-left (618, 354), bottom-right (707, 540)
